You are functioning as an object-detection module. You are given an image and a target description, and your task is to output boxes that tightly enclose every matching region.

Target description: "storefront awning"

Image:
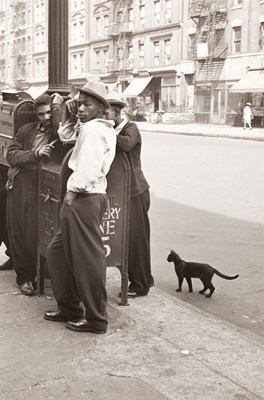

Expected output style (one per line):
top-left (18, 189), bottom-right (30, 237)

top-left (26, 85), bottom-right (48, 99)
top-left (122, 77), bottom-right (152, 97)
top-left (230, 70), bottom-right (264, 93)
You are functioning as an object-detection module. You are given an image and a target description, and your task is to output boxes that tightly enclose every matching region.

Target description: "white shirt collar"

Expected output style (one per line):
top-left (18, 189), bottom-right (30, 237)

top-left (115, 119), bottom-right (127, 135)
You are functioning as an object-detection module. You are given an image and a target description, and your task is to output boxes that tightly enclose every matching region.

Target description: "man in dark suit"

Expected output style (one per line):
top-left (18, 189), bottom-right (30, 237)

top-left (6, 94), bottom-right (61, 295)
top-left (105, 93), bottom-right (154, 297)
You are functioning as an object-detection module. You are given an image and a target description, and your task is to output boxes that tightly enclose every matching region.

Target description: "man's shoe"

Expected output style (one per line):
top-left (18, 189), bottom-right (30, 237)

top-left (118, 290), bottom-right (148, 298)
top-left (44, 310), bottom-right (69, 322)
top-left (19, 281), bottom-right (34, 296)
top-left (0, 259), bottom-right (13, 271)
top-left (44, 310), bottom-right (81, 322)
top-left (66, 319), bottom-right (106, 334)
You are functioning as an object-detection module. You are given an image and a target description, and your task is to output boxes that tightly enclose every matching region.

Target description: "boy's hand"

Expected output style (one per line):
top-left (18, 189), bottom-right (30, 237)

top-left (38, 143), bottom-right (54, 158)
top-left (51, 92), bottom-right (64, 106)
top-left (65, 191), bottom-right (77, 205)
top-left (65, 99), bottom-right (78, 116)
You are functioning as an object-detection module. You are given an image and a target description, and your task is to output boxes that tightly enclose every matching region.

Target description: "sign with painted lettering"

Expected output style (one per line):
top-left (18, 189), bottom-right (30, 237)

top-left (103, 150), bottom-right (130, 268)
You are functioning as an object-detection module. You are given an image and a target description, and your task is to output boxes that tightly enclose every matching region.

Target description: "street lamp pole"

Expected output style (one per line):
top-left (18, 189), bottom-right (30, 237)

top-left (47, 0), bottom-right (69, 96)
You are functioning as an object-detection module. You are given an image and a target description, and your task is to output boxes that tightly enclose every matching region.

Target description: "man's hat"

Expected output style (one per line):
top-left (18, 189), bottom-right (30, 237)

top-left (77, 81), bottom-right (110, 108)
top-left (107, 92), bottom-right (127, 109)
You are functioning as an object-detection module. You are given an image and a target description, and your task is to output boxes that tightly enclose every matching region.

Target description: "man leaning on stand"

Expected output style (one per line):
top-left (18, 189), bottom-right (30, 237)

top-left (5, 93), bottom-right (62, 295)
top-left (105, 93), bottom-right (154, 297)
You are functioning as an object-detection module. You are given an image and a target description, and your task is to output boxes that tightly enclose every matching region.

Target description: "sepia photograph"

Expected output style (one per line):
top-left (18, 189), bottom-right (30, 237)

top-left (0, 0), bottom-right (263, 399)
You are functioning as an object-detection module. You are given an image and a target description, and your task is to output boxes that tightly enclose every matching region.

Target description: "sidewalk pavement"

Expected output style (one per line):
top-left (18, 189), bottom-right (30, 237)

top-left (136, 121), bottom-right (264, 142)
top-left (0, 247), bottom-right (263, 400)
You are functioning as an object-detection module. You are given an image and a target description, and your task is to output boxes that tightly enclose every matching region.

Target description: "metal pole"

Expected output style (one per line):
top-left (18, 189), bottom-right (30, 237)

top-left (47, 0), bottom-right (69, 96)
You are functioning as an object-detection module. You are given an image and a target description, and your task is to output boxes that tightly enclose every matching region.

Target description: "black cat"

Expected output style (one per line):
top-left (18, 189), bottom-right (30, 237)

top-left (167, 250), bottom-right (239, 298)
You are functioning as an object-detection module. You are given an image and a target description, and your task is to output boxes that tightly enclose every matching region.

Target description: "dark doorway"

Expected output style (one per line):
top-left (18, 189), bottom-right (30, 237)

top-left (154, 92), bottom-right (159, 111)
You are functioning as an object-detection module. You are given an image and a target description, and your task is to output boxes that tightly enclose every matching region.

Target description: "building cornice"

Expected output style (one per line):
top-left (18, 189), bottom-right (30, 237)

top-left (132, 22), bottom-right (181, 37)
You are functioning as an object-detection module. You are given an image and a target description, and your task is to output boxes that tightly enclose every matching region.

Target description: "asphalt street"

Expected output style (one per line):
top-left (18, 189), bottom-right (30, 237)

top-left (140, 131), bottom-right (264, 338)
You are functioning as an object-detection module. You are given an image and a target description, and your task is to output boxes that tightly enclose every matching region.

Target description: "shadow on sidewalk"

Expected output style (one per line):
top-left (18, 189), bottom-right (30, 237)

top-left (150, 194), bottom-right (264, 338)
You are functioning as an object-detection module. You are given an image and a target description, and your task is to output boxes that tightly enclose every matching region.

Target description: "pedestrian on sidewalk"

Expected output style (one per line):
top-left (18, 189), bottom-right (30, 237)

top-left (44, 81), bottom-right (116, 334)
top-left (5, 93), bottom-right (62, 295)
top-left (243, 103), bottom-right (253, 130)
top-left (105, 92), bottom-right (154, 297)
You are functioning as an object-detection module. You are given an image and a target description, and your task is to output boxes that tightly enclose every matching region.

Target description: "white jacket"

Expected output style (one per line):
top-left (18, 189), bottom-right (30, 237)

top-left (67, 119), bottom-right (116, 193)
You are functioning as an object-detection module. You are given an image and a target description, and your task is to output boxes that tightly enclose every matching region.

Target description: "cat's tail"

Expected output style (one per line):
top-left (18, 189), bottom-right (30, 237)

top-left (213, 269), bottom-right (239, 280)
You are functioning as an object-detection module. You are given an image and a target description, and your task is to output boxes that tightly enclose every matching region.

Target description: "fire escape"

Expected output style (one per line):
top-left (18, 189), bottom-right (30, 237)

top-left (108, 0), bottom-right (133, 76)
top-left (189, 0), bottom-right (228, 120)
top-left (0, 9), bottom-right (5, 87)
top-left (10, 0), bottom-right (27, 87)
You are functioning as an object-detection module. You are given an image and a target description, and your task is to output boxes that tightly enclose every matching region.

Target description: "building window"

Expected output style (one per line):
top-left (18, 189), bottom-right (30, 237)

top-left (21, 10), bottom-right (26, 26)
top-left (161, 76), bottom-right (176, 112)
top-left (103, 15), bottom-right (109, 36)
top-left (72, 0), bottom-right (78, 10)
top-left (95, 50), bottom-right (101, 71)
top-left (117, 47), bottom-right (122, 70)
top-left (140, 4), bottom-right (145, 28)
top-left (35, 29), bottom-right (45, 51)
top-left (27, 36), bottom-right (31, 53)
top-left (154, 0), bottom-right (160, 24)
top-left (260, 22), bottom-right (264, 50)
top-left (71, 0), bottom-right (85, 11)
top-left (0, 15), bottom-right (4, 32)
top-left (233, 0), bottom-right (242, 5)
top-left (27, 9), bottom-right (31, 24)
top-left (103, 49), bottom-right (108, 71)
top-left (128, 45), bottom-right (133, 69)
top-left (232, 26), bottom-right (241, 53)
top-left (128, 8), bottom-right (133, 31)
top-left (35, 1), bottom-right (45, 23)
top-left (96, 16), bottom-right (101, 38)
top-left (28, 61), bottom-right (32, 77)
top-left (71, 17), bottom-right (85, 43)
top-left (35, 58), bottom-right (45, 78)
top-left (154, 41), bottom-right (160, 66)
top-left (139, 43), bottom-right (144, 67)
top-left (164, 39), bottom-right (171, 65)
top-left (188, 33), bottom-right (196, 58)
top-left (165, 0), bottom-right (172, 22)
top-left (71, 52), bottom-right (84, 75)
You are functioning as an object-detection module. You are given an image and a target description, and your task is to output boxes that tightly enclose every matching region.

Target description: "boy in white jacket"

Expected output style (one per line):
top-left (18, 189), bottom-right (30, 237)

top-left (44, 81), bottom-right (116, 334)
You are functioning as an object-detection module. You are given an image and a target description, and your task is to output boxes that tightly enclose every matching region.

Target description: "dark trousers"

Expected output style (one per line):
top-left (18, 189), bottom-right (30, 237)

top-left (128, 189), bottom-right (152, 295)
top-left (0, 187), bottom-right (11, 257)
top-left (47, 193), bottom-right (108, 331)
top-left (7, 169), bottom-right (38, 285)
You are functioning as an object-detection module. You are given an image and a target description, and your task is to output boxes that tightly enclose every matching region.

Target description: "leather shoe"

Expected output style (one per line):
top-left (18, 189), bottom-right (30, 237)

top-left (66, 319), bottom-right (106, 334)
top-left (19, 281), bottom-right (34, 296)
top-left (44, 310), bottom-right (81, 322)
top-left (0, 258), bottom-right (13, 271)
top-left (118, 290), bottom-right (148, 298)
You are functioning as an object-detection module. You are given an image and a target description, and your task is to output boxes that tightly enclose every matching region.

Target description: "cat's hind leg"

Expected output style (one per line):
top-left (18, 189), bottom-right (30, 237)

top-left (205, 282), bottom-right (215, 298)
top-left (199, 278), bottom-right (209, 295)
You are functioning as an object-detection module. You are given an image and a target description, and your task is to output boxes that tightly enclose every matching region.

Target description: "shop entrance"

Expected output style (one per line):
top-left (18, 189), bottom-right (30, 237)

top-left (211, 90), bottom-right (225, 124)
top-left (154, 92), bottom-right (159, 111)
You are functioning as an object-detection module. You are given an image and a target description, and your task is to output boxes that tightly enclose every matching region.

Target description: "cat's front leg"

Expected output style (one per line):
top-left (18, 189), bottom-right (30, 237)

top-left (176, 276), bottom-right (184, 292)
top-left (186, 277), bottom-right (193, 292)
